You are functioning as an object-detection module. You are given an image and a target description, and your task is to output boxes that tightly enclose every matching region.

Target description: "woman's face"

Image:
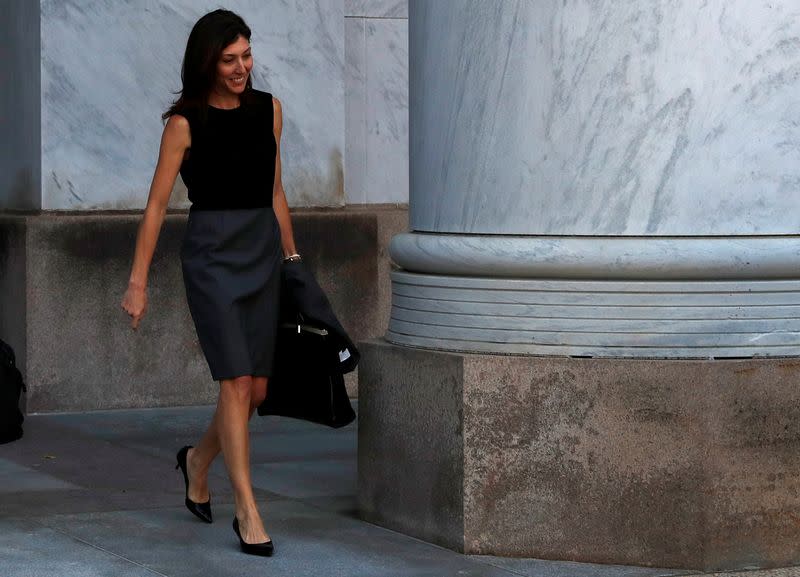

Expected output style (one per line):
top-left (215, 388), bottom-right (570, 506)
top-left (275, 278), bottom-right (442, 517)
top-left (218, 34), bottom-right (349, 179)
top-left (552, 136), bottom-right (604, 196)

top-left (214, 35), bottom-right (253, 97)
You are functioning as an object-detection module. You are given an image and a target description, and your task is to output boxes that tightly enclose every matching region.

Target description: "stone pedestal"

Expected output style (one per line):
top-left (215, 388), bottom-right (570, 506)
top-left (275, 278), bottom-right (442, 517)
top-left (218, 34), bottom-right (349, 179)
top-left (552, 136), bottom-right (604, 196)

top-left (358, 339), bottom-right (800, 571)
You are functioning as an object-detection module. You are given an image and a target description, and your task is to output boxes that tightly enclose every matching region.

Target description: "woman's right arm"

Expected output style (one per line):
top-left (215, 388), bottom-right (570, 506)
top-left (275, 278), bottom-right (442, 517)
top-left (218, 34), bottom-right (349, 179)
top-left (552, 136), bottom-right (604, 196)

top-left (121, 114), bottom-right (190, 330)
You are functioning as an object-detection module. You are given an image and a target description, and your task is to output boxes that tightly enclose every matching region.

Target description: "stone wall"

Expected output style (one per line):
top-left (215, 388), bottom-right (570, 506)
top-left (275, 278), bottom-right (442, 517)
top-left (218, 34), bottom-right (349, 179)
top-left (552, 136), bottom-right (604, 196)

top-left (40, 0), bottom-right (344, 210)
top-left (2, 1), bottom-right (410, 210)
top-left (0, 206), bottom-right (407, 412)
top-left (345, 1), bottom-right (408, 205)
top-left (0, 0), bottom-right (40, 210)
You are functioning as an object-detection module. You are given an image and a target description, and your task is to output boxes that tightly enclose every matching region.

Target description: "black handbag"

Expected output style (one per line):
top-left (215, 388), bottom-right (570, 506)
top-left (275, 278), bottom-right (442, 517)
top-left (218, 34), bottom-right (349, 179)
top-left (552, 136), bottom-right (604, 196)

top-left (258, 261), bottom-right (358, 428)
top-left (0, 339), bottom-right (26, 444)
top-left (258, 315), bottom-right (356, 428)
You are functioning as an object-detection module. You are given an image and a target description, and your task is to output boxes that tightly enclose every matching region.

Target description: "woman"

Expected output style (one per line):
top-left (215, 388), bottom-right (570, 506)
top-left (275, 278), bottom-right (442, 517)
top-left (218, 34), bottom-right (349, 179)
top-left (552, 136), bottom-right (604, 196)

top-left (121, 9), bottom-right (297, 557)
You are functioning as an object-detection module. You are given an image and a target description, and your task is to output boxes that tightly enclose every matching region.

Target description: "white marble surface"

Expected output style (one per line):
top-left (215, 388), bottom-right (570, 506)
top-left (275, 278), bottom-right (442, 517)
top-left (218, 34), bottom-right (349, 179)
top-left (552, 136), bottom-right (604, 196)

top-left (409, 1), bottom-right (800, 235)
top-left (364, 18), bottom-right (408, 204)
top-left (345, 17), bottom-right (367, 204)
top-left (390, 233), bottom-right (800, 279)
top-left (346, 0), bottom-right (406, 18)
top-left (387, 271), bottom-right (800, 358)
top-left (345, 10), bottom-right (409, 205)
top-left (41, 0), bottom-right (344, 210)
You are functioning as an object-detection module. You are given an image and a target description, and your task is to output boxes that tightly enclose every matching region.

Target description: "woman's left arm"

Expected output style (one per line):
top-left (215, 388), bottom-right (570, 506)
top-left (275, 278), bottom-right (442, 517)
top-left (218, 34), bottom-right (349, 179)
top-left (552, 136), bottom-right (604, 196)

top-left (271, 96), bottom-right (298, 258)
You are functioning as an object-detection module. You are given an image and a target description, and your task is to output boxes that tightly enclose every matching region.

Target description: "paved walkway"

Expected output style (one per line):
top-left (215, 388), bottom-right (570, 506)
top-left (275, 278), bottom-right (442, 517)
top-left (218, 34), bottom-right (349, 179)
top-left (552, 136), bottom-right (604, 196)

top-left (0, 404), bottom-right (796, 577)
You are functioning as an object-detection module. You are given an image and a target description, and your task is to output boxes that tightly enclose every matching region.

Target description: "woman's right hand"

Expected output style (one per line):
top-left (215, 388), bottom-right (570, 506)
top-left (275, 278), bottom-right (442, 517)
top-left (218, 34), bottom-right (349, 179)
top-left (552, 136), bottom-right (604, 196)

top-left (121, 283), bottom-right (148, 330)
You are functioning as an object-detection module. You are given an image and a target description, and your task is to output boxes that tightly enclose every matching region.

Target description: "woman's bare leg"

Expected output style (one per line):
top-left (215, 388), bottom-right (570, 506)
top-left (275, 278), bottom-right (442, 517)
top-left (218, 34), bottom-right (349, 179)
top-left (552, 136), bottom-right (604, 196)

top-left (187, 376), bottom-right (269, 542)
top-left (187, 377), bottom-right (267, 499)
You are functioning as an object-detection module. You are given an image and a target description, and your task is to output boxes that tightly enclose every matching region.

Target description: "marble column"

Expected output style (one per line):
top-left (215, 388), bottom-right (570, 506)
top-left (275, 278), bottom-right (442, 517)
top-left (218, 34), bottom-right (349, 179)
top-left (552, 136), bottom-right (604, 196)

top-left (358, 1), bottom-right (800, 570)
top-left (386, 0), bottom-right (800, 358)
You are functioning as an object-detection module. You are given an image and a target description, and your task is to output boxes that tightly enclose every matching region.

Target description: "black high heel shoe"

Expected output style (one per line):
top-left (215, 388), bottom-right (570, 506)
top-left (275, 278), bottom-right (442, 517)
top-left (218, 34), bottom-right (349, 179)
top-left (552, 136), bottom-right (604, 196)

top-left (233, 517), bottom-right (274, 557)
top-left (175, 445), bottom-right (213, 524)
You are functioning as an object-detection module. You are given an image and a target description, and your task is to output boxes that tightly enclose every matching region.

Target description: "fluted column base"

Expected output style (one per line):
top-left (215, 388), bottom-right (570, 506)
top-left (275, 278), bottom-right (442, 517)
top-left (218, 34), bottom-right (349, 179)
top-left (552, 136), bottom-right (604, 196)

top-left (388, 234), bottom-right (800, 358)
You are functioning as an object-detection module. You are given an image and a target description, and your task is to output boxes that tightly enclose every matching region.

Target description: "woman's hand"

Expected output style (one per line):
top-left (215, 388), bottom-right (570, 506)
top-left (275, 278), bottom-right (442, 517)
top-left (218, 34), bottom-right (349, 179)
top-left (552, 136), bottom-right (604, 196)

top-left (121, 282), bottom-right (148, 330)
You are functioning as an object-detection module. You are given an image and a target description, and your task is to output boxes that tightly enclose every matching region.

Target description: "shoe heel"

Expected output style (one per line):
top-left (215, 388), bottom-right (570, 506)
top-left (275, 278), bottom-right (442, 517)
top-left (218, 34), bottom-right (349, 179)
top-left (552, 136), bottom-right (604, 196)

top-left (175, 445), bottom-right (213, 524)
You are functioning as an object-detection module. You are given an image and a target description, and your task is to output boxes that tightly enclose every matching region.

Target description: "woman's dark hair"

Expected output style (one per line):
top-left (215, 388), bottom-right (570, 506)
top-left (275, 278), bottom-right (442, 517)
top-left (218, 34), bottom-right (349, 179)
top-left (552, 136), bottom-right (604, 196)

top-left (163, 9), bottom-right (253, 121)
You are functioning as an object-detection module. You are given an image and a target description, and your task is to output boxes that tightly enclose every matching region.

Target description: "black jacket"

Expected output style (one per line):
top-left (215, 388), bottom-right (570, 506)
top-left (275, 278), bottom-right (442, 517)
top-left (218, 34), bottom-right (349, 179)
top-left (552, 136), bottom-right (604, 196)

top-left (280, 260), bottom-right (359, 373)
top-left (257, 261), bottom-right (358, 427)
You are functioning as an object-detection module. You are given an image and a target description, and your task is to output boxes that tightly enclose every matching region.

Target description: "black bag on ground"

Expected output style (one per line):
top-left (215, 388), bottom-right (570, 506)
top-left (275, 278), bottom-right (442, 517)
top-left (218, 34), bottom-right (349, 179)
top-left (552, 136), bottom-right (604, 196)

top-left (0, 339), bottom-right (26, 444)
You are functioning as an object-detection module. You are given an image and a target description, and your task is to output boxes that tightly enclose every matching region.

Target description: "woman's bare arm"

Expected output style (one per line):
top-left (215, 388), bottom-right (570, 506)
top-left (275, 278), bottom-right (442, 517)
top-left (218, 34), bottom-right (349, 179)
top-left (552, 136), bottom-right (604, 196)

top-left (271, 97), bottom-right (298, 258)
top-left (122, 115), bottom-right (190, 329)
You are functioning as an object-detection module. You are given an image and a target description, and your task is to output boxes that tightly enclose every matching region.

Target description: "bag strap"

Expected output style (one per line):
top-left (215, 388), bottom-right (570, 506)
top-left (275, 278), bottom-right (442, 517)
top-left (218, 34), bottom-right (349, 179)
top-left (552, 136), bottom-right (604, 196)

top-left (280, 322), bottom-right (329, 336)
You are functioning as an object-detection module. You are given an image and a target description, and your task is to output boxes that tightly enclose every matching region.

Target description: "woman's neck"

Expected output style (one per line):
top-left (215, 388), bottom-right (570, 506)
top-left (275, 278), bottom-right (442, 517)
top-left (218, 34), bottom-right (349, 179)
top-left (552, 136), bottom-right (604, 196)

top-left (208, 90), bottom-right (241, 110)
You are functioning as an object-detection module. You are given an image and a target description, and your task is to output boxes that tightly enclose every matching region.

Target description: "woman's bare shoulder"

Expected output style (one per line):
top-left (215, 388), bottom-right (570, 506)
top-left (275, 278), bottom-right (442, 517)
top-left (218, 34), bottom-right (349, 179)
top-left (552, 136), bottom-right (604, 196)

top-left (165, 113), bottom-right (190, 130)
top-left (162, 113), bottom-right (191, 148)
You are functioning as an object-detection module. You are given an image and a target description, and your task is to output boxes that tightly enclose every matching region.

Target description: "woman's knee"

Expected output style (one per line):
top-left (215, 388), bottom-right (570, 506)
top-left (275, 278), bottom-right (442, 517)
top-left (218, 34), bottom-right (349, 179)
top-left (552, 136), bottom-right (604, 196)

top-left (221, 375), bottom-right (254, 402)
top-left (251, 377), bottom-right (268, 407)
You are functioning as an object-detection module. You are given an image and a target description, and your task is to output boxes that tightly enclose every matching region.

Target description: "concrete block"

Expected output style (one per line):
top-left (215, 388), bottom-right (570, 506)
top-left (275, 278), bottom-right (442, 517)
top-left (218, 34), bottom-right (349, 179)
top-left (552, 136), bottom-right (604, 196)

top-left (0, 206), bottom-right (406, 412)
top-left (357, 339), bottom-right (800, 571)
top-left (358, 342), bottom-right (465, 551)
top-left (25, 214), bottom-right (208, 411)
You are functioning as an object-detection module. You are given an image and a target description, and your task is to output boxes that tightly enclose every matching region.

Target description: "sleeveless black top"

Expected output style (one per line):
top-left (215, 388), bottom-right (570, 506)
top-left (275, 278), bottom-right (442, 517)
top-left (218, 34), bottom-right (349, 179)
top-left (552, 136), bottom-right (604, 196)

top-left (179, 89), bottom-right (277, 210)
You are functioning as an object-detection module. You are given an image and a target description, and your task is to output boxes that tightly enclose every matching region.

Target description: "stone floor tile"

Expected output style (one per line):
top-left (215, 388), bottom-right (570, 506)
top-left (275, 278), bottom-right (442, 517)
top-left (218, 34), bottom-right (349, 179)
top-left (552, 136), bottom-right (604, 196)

top-left (1, 517), bottom-right (159, 577)
top-left (248, 429), bottom-right (357, 461)
top-left (705, 571), bottom-right (800, 577)
top-left (250, 458), bottom-right (356, 499)
top-left (251, 459), bottom-right (357, 499)
top-left (298, 494), bottom-right (360, 517)
top-left (38, 502), bottom-right (517, 577)
top-left (38, 406), bottom-right (215, 442)
top-left (0, 458), bottom-right (79, 492)
top-left (476, 555), bottom-right (698, 577)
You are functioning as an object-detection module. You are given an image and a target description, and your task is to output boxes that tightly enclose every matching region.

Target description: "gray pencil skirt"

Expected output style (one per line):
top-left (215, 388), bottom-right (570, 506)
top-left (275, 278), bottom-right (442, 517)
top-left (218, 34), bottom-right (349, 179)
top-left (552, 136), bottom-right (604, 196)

top-left (180, 206), bottom-right (282, 381)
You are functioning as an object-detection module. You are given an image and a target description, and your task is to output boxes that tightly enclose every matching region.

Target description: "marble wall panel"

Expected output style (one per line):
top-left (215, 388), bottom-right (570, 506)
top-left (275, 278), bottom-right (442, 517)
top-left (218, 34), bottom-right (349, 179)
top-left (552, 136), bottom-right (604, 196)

top-left (345, 3), bottom-right (409, 205)
top-left (1, 1), bottom-right (41, 210)
top-left (364, 18), bottom-right (408, 204)
top-left (410, 0), bottom-right (800, 235)
top-left (41, 0), bottom-right (344, 210)
top-left (346, 0), bottom-right (407, 18)
top-left (345, 17), bottom-right (367, 204)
